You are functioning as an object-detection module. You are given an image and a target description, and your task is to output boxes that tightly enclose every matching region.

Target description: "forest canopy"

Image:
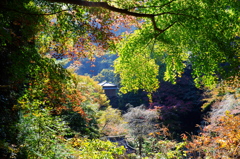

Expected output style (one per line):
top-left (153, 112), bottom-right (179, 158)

top-left (36, 0), bottom-right (240, 94)
top-left (2, 0), bottom-right (239, 93)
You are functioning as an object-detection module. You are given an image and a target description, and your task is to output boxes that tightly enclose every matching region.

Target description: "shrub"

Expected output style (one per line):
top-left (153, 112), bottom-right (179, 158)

top-left (67, 137), bottom-right (126, 159)
top-left (17, 109), bottom-right (72, 158)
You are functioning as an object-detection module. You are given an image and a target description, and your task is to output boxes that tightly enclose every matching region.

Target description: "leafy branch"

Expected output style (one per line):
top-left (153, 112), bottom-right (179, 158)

top-left (47, 0), bottom-right (196, 33)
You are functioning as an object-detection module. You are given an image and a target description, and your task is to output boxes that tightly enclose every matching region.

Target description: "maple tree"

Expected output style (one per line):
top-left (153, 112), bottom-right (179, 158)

top-left (112, 0), bottom-right (239, 94)
top-left (34, 0), bottom-right (239, 94)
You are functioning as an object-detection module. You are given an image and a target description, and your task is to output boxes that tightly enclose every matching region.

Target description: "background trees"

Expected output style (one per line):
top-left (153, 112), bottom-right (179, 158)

top-left (186, 83), bottom-right (240, 158)
top-left (97, 106), bottom-right (127, 136)
top-left (150, 69), bottom-right (204, 137)
top-left (123, 105), bottom-right (159, 156)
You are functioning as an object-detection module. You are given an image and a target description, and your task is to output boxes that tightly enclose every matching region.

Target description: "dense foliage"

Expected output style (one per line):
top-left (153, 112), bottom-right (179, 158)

top-left (0, 0), bottom-right (119, 157)
top-left (113, 0), bottom-right (239, 94)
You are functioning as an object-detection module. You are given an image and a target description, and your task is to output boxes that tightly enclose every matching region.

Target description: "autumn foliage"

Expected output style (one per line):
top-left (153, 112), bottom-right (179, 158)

top-left (185, 77), bottom-right (240, 158)
top-left (186, 112), bottom-right (240, 158)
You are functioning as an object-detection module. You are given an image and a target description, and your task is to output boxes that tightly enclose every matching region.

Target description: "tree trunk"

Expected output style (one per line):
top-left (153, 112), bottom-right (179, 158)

top-left (138, 136), bottom-right (143, 157)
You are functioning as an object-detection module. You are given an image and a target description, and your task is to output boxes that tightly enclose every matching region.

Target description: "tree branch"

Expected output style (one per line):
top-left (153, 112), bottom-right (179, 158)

top-left (127, 0), bottom-right (175, 10)
top-left (48, 0), bottom-right (156, 17)
top-left (155, 21), bottom-right (177, 38)
top-left (47, 0), bottom-right (194, 33)
top-left (150, 16), bottom-right (163, 33)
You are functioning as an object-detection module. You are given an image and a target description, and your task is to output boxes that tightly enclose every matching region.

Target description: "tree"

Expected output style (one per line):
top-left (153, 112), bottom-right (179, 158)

top-left (97, 106), bottom-right (127, 136)
top-left (93, 69), bottom-right (120, 84)
top-left (113, 0), bottom-right (239, 95)
top-left (123, 105), bottom-right (159, 156)
top-left (73, 53), bottom-right (118, 76)
top-left (46, 0), bottom-right (194, 33)
top-left (0, 1), bottom-right (115, 155)
top-left (40, 0), bottom-right (240, 95)
top-left (3, 0), bottom-right (239, 95)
